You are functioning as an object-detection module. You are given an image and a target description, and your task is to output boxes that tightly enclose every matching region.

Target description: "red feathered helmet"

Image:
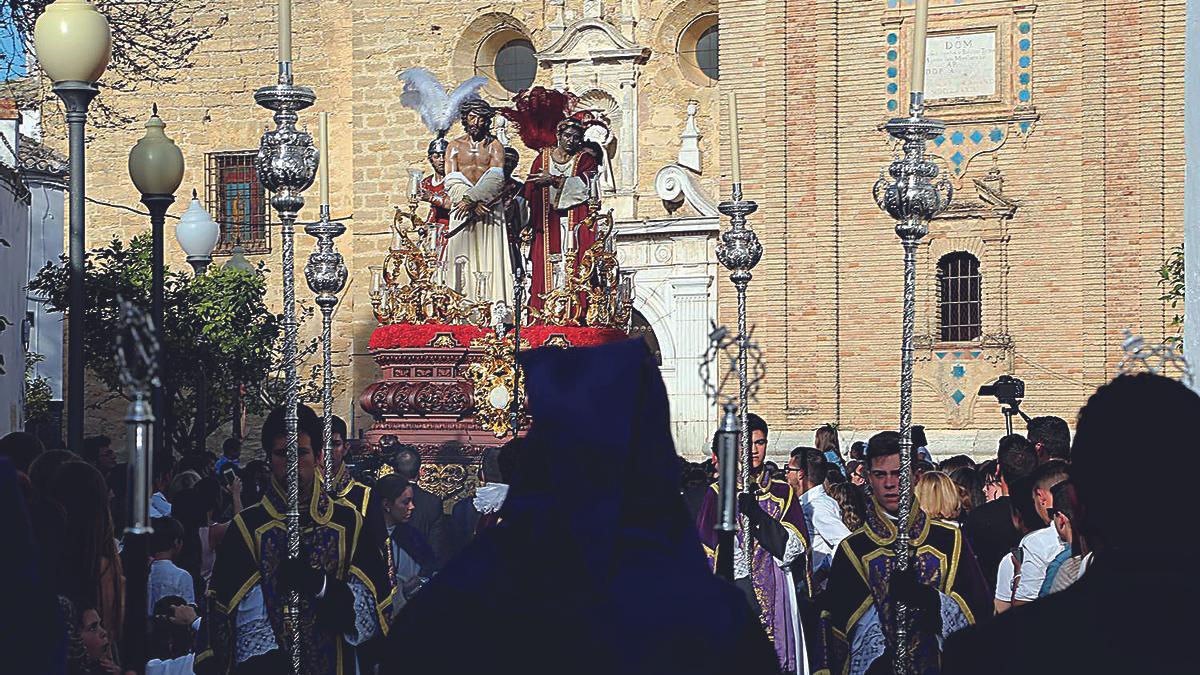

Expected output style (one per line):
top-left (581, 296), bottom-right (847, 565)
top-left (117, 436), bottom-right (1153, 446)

top-left (500, 87), bottom-right (579, 151)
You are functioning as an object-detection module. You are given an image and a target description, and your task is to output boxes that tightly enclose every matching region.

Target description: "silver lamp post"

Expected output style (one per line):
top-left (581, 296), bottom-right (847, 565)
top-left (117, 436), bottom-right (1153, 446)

top-left (34, 0), bottom-right (112, 453)
top-left (871, 88), bottom-right (952, 672)
top-left (716, 182), bottom-right (761, 562)
top-left (177, 191), bottom-right (221, 453)
top-left (304, 113), bottom-right (348, 492)
top-left (254, 25), bottom-right (318, 672)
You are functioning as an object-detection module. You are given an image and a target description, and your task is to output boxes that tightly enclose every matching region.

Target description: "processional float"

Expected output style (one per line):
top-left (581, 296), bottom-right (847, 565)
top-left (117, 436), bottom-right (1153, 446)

top-left (356, 77), bottom-right (635, 500)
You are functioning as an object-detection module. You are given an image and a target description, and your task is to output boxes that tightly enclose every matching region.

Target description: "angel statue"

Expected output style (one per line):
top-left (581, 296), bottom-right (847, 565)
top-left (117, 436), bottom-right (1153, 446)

top-left (398, 68), bottom-right (512, 306)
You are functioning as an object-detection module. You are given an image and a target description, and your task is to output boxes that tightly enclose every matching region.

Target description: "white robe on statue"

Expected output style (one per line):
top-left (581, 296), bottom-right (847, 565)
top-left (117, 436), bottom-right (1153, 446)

top-left (443, 167), bottom-right (514, 305)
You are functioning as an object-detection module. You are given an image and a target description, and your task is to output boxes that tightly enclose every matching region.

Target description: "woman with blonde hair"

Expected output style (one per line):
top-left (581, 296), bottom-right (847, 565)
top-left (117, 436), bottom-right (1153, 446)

top-left (915, 470), bottom-right (964, 524)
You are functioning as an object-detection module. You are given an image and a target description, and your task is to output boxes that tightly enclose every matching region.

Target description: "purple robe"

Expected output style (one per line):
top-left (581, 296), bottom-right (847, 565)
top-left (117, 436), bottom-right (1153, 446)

top-left (697, 475), bottom-right (812, 673)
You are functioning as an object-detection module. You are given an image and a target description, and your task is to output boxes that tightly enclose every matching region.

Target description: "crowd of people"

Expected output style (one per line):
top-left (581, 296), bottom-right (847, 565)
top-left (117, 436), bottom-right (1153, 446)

top-left (2, 338), bottom-right (1197, 674)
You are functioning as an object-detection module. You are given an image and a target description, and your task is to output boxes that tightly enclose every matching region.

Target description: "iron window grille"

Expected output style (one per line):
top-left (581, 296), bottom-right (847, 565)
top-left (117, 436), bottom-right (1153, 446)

top-left (938, 252), bottom-right (982, 342)
top-left (206, 151), bottom-right (271, 256)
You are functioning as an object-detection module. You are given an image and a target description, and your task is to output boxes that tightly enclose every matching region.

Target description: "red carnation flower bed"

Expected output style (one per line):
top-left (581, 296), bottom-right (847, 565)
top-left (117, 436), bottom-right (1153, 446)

top-left (368, 323), bottom-right (629, 350)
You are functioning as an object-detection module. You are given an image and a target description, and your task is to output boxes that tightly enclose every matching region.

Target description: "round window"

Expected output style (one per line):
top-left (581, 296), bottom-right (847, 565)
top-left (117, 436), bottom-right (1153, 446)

top-left (495, 39), bottom-right (537, 93)
top-left (678, 15), bottom-right (719, 85)
top-left (695, 25), bottom-right (719, 81)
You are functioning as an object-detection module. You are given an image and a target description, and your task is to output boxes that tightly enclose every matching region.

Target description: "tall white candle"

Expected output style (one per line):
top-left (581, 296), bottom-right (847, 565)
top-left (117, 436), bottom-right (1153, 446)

top-left (911, 0), bottom-right (930, 93)
top-left (728, 92), bottom-right (742, 184)
top-left (318, 112), bottom-right (330, 206)
top-left (279, 0), bottom-right (293, 63)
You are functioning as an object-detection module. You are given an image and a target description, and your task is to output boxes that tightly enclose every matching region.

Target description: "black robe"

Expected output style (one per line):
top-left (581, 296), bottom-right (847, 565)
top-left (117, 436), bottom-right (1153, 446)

top-left (383, 338), bottom-right (779, 675)
top-left (822, 497), bottom-right (991, 675)
top-left (195, 478), bottom-right (391, 675)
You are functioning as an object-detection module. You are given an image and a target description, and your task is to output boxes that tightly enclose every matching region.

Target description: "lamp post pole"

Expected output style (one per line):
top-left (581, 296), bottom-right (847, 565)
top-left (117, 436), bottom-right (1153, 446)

top-left (130, 104), bottom-right (185, 458)
top-left (36, 0), bottom-right (113, 453)
top-left (56, 82), bottom-right (98, 453)
top-left (144, 193), bottom-right (174, 456)
top-left (188, 257), bottom-right (211, 455)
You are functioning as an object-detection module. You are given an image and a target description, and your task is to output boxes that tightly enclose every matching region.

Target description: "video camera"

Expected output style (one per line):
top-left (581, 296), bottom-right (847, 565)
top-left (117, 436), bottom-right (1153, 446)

top-left (978, 374), bottom-right (1025, 407)
top-left (978, 374), bottom-right (1028, 435)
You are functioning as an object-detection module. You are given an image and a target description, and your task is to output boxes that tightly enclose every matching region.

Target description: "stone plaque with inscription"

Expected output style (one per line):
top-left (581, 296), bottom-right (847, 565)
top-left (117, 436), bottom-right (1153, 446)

top-left (924, 31), bottom-right (997, 100)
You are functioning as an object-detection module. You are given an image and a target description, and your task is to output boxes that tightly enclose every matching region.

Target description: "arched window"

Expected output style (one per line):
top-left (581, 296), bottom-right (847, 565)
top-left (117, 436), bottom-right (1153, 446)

top-left (938, 252), bottom-right (981, 342)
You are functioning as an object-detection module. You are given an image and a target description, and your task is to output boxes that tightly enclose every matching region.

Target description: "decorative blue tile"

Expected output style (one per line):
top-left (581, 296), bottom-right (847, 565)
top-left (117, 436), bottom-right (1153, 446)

top-left (1019, 73), bottom-right (1030, 85)
top-left (888, 82), bottom-right (898, 94)
top-left (888, 99), bottom-right (898, 111)
top-left (1019, 39), bottom-right (1031, 51)
top-left (971, 351), bottom-right (981, 358)
top-left (970, 130), bottom-right (983, 143)
top-left (989, 128), bottom-right (1004, 142)
top-left (953, 352), bottom-right (963, 359)
top-left (934, 135), bottom-right (945, 146)
top-left (888, 66), bottom-right (898, 78)
top-left (1019, 55), bottom-right (1031, 68)
top-left (1019, 89), bottom-right (1030, 102)
top-left (951, 390), bottom-right (966, 405)
top-left (888, 50), bottom-right (898, 61)
top-left (888, 33), bottom-right (899, 45)
top-left (1019, 22), bottom-right (1031, 34)
top-left (1020, 121), bottom-right (1031, 133)
top-left (952, 364), bottom-right (966, 379)
top-left (936, 352), bottom-right (947, 359)
top-left (951, 151), bottom-right (965, 165)
top-left (951, 131), bottom-right (965, 145)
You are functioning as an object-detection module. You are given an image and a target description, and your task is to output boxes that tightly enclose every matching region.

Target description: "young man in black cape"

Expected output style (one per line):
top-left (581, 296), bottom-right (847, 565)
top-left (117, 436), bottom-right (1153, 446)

top-left (195, 404), bottom-right (391, 675)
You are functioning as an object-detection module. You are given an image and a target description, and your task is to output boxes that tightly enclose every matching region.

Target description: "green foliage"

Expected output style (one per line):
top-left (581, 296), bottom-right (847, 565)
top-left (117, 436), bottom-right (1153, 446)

top-left (27, 234), bottom-right (310, 453)
top-left (24, 352), bottom-right (52, 424)
top-left (1159, 243), bottom-right (1185, 345)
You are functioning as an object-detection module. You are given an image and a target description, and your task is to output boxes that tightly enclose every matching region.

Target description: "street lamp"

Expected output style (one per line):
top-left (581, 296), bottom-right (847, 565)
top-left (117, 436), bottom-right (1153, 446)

top-left (124, 102), bottom-right (183, 674)
top-left (34, 0), bottom-right (112, 453)
top-left (177, 189), bottom-right (220, 275)
top-left (177, 191), bottom-right (219, 454)
top-left (128, 104), bottom-right (184, 463)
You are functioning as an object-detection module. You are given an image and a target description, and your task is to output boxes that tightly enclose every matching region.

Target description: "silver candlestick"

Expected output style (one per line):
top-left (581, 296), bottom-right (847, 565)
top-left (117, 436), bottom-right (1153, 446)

top-left (305, 202), bottom-right (348, 495)
top-left (716, 183), bottom-right (762, 563)
top-left (254, 60), bottom-right (318, 675)
top-left (872, 90), bottom-right (952, 673)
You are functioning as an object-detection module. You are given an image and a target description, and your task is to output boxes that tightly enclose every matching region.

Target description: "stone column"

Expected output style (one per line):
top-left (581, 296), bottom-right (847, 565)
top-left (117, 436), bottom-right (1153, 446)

top-left (671, 275), bottom-right (716, 456)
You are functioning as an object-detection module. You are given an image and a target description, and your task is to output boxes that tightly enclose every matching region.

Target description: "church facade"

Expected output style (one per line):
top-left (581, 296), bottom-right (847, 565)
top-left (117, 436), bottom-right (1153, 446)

top-left (54, 0), bottom-right (1183, 459)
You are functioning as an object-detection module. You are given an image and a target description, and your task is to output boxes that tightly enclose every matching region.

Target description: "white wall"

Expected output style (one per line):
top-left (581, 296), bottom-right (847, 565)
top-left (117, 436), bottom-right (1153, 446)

top-left (0, 174), bottom-right (30, 434)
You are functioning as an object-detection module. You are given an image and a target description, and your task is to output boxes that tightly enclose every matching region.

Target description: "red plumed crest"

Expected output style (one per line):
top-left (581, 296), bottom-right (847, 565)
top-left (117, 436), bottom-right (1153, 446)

top-left (499, 87), bottom-right (578, 151)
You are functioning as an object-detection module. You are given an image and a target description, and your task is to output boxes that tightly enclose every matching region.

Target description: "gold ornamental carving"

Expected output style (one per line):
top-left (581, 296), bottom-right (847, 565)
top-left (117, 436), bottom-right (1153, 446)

top-left (370, 204), bottom-right (494, 327)
top-left (463, 333), bottom-right (527, 438)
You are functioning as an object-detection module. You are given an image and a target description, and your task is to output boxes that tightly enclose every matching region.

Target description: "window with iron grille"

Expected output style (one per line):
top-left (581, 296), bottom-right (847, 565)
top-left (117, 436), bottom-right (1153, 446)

top-left (938, 252), bottom-right (981, 342)
top-left (206, 151), bottom-right (271, 255)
